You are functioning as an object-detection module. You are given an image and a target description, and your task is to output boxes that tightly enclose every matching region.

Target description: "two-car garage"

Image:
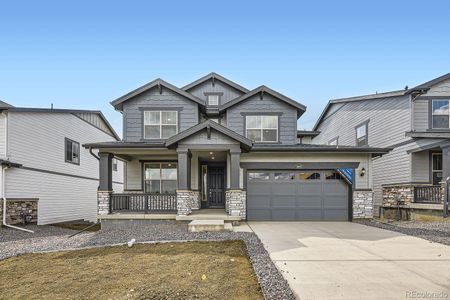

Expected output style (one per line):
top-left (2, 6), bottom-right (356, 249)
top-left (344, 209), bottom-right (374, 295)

top-left (246, 170), bottom-right (350, 221)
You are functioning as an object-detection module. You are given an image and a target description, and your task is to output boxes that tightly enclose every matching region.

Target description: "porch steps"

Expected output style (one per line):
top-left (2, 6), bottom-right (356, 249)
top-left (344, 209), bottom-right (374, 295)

top-left (187, 220), bottom-right (233, 232)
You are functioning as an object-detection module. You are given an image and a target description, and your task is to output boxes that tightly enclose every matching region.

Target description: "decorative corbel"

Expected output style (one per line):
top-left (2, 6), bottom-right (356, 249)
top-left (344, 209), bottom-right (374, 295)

top-left (212, 75), bottom-right (215, 87)
top-left (206, 124), bottom-right (211, 139)
top-left (260, 90), bottom-right (264, 100)
top-left (158, 83), bottom-right (162, 94)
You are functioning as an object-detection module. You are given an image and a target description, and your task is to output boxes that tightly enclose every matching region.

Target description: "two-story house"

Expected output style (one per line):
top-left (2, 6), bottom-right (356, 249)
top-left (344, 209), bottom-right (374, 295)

top-left (85, 73), bottom-right (390, 222)
top-left (312, 73), bottom-right (450, 218)
top-left (0, 102), bottom-right (123, 226)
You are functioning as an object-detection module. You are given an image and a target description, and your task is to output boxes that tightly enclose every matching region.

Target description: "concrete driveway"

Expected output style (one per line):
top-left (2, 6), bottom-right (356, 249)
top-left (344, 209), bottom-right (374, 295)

top-left (248, 222), bottom-right (450, 300)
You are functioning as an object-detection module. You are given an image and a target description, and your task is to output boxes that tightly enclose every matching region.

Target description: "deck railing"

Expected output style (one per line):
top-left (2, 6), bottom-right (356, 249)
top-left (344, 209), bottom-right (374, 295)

top-left (413, 186), bottom-right (442, 204)
top-left (110, 193), bottom-right (177, 213)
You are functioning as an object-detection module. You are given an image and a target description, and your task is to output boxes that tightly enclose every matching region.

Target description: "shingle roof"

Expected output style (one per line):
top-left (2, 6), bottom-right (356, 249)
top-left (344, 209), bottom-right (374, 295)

top-left (181, 72), bottom-right (249, 93)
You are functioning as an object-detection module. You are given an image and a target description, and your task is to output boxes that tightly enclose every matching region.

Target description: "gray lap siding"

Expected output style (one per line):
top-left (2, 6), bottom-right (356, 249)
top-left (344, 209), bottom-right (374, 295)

top-left (226, 93), bottom-right (298, 145)
top-left (123, 87), bottom-right (199, 142)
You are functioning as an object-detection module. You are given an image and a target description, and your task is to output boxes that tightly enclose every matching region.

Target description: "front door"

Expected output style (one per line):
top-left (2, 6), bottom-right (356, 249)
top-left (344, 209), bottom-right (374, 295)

top-left (207, 165), bottom-right (225, 207)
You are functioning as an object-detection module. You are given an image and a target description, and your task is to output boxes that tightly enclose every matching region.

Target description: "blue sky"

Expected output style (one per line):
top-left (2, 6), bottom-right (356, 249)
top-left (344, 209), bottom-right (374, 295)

top-left (1, 0), bottom-right (450, 136)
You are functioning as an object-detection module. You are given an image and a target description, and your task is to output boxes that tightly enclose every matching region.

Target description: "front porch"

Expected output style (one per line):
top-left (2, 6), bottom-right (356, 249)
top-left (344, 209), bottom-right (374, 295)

top-left (94, 122), bottom-right (251, 221)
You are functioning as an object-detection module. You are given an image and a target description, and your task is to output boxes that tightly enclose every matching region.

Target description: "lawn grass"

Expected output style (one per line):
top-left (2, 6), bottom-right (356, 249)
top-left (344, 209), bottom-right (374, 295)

top-left (0, 240), bottom-right (262, 300)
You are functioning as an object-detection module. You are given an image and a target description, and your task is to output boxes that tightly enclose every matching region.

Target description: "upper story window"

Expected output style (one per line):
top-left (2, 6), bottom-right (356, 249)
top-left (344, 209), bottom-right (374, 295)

top-left (65, 138), bottom-right (80, 165)
top-left (432, 99), bottom-right (450, 129)
top-left (144, 111), bottom-right (178, 139)
top-left (246, 115), bottom-right (278, 142)
top-left (207, 94), bottom-right (220, 106)
top-left (355, 121), bottom-right (368, 146)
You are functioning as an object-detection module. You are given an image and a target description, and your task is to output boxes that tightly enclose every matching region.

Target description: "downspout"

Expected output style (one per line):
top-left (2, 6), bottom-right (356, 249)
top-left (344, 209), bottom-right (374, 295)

top-left (89, 147), bottom-right (100, 160)
top-left (2, 166), bottom-right (34, 233)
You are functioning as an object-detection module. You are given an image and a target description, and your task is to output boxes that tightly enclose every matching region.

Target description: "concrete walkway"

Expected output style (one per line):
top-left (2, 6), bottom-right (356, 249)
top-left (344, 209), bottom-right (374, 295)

top-left (248, 221), bottom-right (450, 300)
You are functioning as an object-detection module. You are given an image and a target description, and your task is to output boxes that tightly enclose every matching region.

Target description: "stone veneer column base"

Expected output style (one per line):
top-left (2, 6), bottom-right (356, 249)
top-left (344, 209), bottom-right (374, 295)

top-left (382, 184), bottom-right (415, 207)
top-left (177, 190), bottom-right (193, 216)
top-left (353, 190), bottom-right (374, 219)
top-left (190, 191), bottom-right (201, 210)
top-left (97, 191), bottom-right (111, 215)
top-left (225, 190), bottom-right (246, 220)
top-left (0, 199), bottom-right (38, 225)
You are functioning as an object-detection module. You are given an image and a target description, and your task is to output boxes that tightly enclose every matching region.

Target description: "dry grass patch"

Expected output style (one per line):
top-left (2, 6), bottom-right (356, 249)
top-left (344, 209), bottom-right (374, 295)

top-left (0, 240), bottom-right (262, 300)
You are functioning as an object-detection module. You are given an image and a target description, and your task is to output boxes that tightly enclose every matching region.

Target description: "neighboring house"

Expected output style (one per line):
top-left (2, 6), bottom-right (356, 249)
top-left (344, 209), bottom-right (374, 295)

top-left (0, 102), bottom-right (124, 225)
top-left (312, 73), bottom-right (450, 218)
top-left (86, 72), bottom-right (390, 222)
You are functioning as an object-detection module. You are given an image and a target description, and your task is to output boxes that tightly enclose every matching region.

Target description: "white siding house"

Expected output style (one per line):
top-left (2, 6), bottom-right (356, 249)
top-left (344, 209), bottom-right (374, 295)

top-left (0, 105), bottom-right (123, 225)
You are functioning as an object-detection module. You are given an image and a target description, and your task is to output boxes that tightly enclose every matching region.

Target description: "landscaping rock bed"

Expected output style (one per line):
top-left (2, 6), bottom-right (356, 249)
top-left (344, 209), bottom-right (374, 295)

top-left (357, 219), bottom-right (450, 246)
top-left (0, 223), bottom-right (294, 300)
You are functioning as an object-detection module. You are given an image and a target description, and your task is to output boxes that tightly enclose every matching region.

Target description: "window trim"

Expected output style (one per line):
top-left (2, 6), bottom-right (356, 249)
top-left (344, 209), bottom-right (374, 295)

top-left (245, 114), bottom-right (280, 143)
top-left (431, 152), bottom-right (443, 185)
top-left (355, 120), bottom-right (369, 146)
top-left (142, 110), bottom-right (178, 140)
top-left (431, 99), bottom-right (450, 129)
top-left (64, 137), bottom-right (80, 165)
top-left (204, 92), bottom-right (223, 106)
top-left (142, 162), bottom-right (178, 194)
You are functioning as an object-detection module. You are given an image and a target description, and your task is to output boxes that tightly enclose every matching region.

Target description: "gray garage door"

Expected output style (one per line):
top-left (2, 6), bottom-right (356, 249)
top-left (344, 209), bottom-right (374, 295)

top-left (247, 170), bottom-right (349, 221)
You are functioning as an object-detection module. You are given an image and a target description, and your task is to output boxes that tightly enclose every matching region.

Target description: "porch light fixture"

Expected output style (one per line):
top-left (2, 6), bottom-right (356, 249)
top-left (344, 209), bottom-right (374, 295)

top-left (211, 156), bottom-right (215, 160)
top-left (360, 168), bottom-right (366, 177)
top-left (209, 152), bottom-right (213, 155)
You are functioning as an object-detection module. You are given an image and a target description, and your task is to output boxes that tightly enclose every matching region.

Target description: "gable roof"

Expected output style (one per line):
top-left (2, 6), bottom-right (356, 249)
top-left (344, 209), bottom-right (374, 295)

top-left (165, 120), bottom-right (253, 150)
top-left (181, 72), bottom-right (249, 93)
top-left (312, 90), bottom-right (406, 131)
top-left (111, 78), bottom-right (206, 111)
top-left (6, 107), bottom-right (120, 140)
top-left (405, 72), bottom-right (450, 95)
top-left (219, 85), bottom-right (306, 117)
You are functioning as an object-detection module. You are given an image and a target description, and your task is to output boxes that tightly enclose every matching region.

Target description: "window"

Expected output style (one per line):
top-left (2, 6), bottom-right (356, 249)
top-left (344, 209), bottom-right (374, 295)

top-left (248, 172), bottom-right (270, 181)
top-left (356, 122), bottom-right (368, 146)
top-left (328, 137), bottom-right (338, 146)
top-left (207, 94), bottom-right (220, 106)
top-left (113, 159), bottom-right (118, 172)
top-left (144, 163), bottom-right (177, 194)
top-left (325, 172), bottom-right (343, 180)
top-left (144, 111), bottom-right (177, 139)
top-left (274, 172), bottom-right (295, 180)
top-left (246, 115), bottom-right (278, 142)
top-left (65, 138), bottom-right (80, 165)
top-left (432, 99), bottom-right (450, 128)
top-left (432, 153), bottom-right (443, 185)
top-left (299, 172), bottom-right (320, 180)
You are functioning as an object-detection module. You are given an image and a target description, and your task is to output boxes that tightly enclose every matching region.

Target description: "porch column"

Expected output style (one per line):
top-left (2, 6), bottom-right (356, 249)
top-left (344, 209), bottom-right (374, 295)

top-left (229, 150), bottom-right (241, 189)
top-left (98, 152), bottom-right (113, 215)
top-left (442, 146), bottom-right (450, 181)
top-left (177, 149), bottom-right (191, 190)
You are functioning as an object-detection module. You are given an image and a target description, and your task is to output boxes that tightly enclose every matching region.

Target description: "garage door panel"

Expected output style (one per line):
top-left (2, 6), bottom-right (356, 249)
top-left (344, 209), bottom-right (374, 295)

top-left (296, 209), bottom-right (323, 221)
top-left (247, 170), bottom-right (349, 221)
top-left (296, 196), bottom-right (322, 209)
top-left (271, 210), bottom-right (296, 220)
top-left (247, 195), bottom-right (271, 209)
top-left (272, 183), bottom-right (296, 195)
top-left (271, 196), bottom-right (296, 209)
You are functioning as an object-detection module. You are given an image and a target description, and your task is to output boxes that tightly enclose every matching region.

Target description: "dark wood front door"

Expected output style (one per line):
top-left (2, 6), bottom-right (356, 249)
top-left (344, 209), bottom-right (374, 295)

top-left (207, 165), bottom-right (225, 207)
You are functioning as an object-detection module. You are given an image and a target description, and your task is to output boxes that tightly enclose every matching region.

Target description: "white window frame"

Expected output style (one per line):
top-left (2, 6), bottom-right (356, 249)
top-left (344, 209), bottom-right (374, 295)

top-left (143, 111), bottom-right (178, 139)
top-left (431, 99), bottom-right (450, 129)
top-left (355, 122), bottom-right (368, 146)
top-left (144, 162), bottom-right (178, 194)
top-left (112, 158), bottom-right (118, 172)
top-left (207, 94), bottom-right (220, 106)
top-left (245, 115), bottom-right (279, 143)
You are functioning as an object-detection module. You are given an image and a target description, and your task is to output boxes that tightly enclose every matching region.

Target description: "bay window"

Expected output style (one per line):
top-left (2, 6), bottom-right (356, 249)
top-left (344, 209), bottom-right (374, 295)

top-left (144, 163), bottom-right (177, 194)
top-left (144, 111), bottom-right (177, 139)
top-left (246, 115), bottom-right (278, 142)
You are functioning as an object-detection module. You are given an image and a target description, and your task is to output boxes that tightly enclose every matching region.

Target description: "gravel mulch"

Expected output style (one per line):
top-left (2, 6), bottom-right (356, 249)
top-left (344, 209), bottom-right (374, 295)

top-left (0, 223), bottom-right (294, 300)
top-left (357, 219), bottom-right (450, 246)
